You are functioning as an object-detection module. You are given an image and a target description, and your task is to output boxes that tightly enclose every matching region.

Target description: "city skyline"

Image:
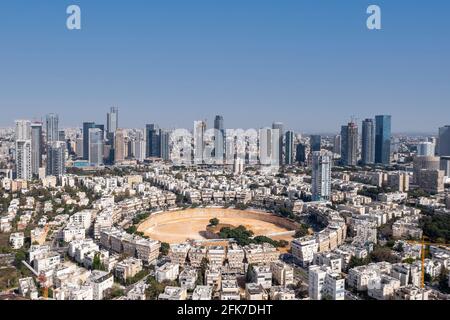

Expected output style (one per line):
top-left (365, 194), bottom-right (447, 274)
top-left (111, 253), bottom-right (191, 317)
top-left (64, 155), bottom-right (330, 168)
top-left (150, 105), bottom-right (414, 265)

top-left (2, 111), bottom-right (445, 136)
top-left (2, 0), bottom-right (450, 306)
top-left (0, 1), bottom-right (449, 132)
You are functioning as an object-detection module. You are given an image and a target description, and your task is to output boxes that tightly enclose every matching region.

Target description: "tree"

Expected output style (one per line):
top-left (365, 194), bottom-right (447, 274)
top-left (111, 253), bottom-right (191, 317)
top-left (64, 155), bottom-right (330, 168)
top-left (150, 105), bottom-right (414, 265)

top-left (394, 242), bottom-right (404, 253)
top-left (403, 257), bottom-right (415, 264)
top-left (197, 257), bottom-right (209, 286)
top-left (126, 226), bottom-right (137, 234)
top-left (14, 249), bottom-right (27, 268)
top-left (420, 215), bottom-right (450, 243)
top-left (145, 277), bottom-right (177, 300)
top-left (278, 207), bottom-right (293, 218)
top-left (278, 240), bottom-right (289, 248)
top-left (246, 264), bottom-right (254, 283)
top-left (438, 267), bottom-right (450, 294)
top-left (92, 252), bottom-right (105, 271)
top-left (160, 242), bottom-right (170, 256)
top-left (370, 246), bottom-right (400, 264)
top-left (295, 224), bottom-right (309, 238)
top-left (209, 218), bottom-right (220, 227)
top-left (107, 285), bottom-right (125, 299)
top-left (348, 256), bottom-right (370, 269)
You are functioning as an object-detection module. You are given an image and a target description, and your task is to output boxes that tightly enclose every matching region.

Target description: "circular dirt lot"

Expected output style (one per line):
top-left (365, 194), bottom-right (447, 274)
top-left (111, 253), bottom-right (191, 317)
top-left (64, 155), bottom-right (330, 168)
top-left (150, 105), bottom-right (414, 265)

top-left (137, 208), bottom-right (298, 244)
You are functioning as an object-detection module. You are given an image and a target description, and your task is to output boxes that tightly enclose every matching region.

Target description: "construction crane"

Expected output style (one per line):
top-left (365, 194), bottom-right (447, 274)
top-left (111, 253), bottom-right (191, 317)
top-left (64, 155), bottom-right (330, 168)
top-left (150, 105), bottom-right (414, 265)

top-left (405, 236), bottom-right (450, 289)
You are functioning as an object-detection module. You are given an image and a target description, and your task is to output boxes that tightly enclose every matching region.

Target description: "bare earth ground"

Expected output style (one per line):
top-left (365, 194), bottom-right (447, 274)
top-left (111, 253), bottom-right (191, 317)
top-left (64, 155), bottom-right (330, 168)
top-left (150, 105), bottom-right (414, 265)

top-left (138, 208), bottom-right (296, 244)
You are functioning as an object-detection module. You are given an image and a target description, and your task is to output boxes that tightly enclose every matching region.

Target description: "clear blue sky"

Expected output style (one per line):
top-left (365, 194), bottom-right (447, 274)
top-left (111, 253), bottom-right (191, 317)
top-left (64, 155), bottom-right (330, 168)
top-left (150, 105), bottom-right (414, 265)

top-left (0, 0), bottom-right (449, 133)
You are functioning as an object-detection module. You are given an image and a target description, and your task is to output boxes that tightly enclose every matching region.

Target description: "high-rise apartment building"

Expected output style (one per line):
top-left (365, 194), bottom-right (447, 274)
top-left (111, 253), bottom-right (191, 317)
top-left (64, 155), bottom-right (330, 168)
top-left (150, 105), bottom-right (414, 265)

top-left (107, 107), bottom-right (119, 134)
top-left (46, 113), bottom-right (59, 143)
top-left (15, 120), bottom-right (32, 180)
top-left (30, 122), bottom-right (43, 176)
top-left (341, 121), bottom-right (359, 166)
top-left (89, 128), bottom-right (104, 166)
top-left (311, 151), bottom-right (332, 201)
top-left (333, 135), bottom-right (341, 155)
top-left (361, 119), bottom-right (375, 165)
top-left (194, 121), bottom-right (206, 164)
top-left (46, 141), bottom-right (66, 176)
top-left (114, 129), bottom-right (126, 163)
top-left (285, 131), bottom-right (295, 165)
top-left (133, 130), bottom-right (146, 162)
top-left (272, 122), bottom-right (284, 166)
top-left (214, 115), bottom-right (225, 163)
top-left (160, 130), bottom-right (171, 161)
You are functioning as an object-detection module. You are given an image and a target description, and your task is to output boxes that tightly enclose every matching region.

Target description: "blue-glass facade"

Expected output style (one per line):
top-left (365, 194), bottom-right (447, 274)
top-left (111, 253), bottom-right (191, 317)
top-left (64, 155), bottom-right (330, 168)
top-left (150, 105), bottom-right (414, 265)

top-left (375, 115), bottom-right (392, 165)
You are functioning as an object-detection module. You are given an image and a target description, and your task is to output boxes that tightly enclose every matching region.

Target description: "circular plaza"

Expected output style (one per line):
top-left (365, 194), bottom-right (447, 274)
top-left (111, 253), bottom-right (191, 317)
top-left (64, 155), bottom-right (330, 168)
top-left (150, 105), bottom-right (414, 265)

top-left (137, 208), bottom-right (298, 244)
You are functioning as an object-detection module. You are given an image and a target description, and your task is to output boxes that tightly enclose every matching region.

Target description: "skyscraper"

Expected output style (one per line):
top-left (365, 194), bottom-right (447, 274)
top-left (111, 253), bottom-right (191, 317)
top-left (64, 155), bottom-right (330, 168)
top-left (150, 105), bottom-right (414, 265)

top-left (417, 142), bottom-right (435, 157)
top-left (341, 121), bottom-right (358, 166)
top-left (361, 119), bottom-right (375, 165)
top-left (15, 120), bottom-right (32, 180)
top-left (333, 135), bottom-right (341, 155)
top-left (438, 126), bottom-right (450, 157)
top-left (83, 122), bottom-right (95, 160)
top-left (89, 128), bottom-right (104, 166)
top-left (58, 130), bottom-right (66, 142)
top-left (114, 129), bottom-right (126, 163)
top-left (107, 107), bottom-right (119, 134)
top-left (259, 128), bottom-right (279, 166)
top-left (16, 120), bottom-right (31, 141)
top-left (375, 115), bottom-right (392, 165)
top-left (83, 122), bottom-right (104, 161)
top-left (146, 124), bottom-right (161, 158)
top-left (133, 130), bottom-right (146, 162)
top-left (194, 121), bottom-right (206, 164)
top-left (160, 129), bottom-right (171, 161)
top-left (285, 131), bottom-right (295, 165)
top-left (214, 115), bottom-right (225, 163)
top-left (272, 122), bottom-right (284, 166)
top-left (413, 155), bottom-right (441, 184)
top-left (46, 141), bottom-right (66, 176)
top-left (46, 113), bottom-right (59, 143)
top-left (296, 143), bottom-right (306, 164)
top-left (311, 151), bottom-right (332, 201)
top-left (310, 135), bottom-right (322, 152)
top-left (30, 122), bottom-right (43, 176)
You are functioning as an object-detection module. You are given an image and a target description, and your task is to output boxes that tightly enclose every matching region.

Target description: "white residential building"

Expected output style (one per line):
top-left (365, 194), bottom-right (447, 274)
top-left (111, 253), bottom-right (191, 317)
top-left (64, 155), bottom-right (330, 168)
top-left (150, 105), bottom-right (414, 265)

top-left (292, 236), bottom-right (319, 266)
top-left (251, 265), bottom-right (273, 290)
top-left (220, 276), bottom-right (241, 300)
top-left (63, 223), bottom-right (86, 242)
top-left (308, 265), bottom-right (345, 300)
top-left (192, 286), bottom-right (213, 300)
top-left (88, 270), bottom-right (114, 300)
top-left (179, 267), bottom-right (198, 290)
top-left (156, 263), bottom-right (180, 283)
top-left (9, 232), bottom-right (25, 249)
top-left (270, 261), bottom-right (294, 286)
top-left (158, 286), bottom-right (187, 300)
